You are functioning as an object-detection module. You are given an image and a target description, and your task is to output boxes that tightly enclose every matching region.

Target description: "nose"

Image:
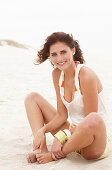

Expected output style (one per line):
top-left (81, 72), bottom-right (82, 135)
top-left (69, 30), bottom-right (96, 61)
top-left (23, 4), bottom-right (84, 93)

top-left (57, 53), bottom-right (62, 62)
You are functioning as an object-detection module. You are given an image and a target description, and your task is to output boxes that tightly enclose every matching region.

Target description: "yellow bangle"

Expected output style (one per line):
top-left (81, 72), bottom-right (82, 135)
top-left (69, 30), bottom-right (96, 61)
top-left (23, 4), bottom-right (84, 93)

top-left (54, 130), bottom-right (68, 144)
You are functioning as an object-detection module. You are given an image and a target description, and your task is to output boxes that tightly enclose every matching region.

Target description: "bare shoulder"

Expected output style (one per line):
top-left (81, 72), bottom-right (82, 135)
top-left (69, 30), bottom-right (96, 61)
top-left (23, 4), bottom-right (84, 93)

top-left (79, 66), bottom-right (98, 94)
top-left (79, 66), bottom-right (97, 82)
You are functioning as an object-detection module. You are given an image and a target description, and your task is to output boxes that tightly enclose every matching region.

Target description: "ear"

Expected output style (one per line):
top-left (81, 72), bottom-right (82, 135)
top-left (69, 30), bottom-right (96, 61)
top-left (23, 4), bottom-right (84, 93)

top-left (72, 47), bottom-right (76, 55)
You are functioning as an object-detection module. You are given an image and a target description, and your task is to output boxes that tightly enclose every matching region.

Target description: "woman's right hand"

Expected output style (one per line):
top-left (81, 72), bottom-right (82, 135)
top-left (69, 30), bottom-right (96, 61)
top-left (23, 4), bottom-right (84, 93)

top-left (51, 137), bottom-right (65, 159)
top-left (33, 128), bottom-right (45, 151)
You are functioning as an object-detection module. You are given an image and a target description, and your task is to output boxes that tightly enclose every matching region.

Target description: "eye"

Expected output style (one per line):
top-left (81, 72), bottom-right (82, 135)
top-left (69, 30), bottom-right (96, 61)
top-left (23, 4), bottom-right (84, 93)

top-left (61, 50), bottom-right (66, 54)
top-left (51, 53), bottom-right (57, 57)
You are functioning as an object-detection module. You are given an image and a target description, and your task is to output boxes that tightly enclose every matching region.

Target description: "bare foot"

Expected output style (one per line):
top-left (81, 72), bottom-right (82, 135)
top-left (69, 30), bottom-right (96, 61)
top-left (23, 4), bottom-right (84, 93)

top-left (27, 149), bottom-right (41, 163)
top-left (27, 147), bottom-right (48, 163)
top-left (36, 152), bottom-right (53, 164)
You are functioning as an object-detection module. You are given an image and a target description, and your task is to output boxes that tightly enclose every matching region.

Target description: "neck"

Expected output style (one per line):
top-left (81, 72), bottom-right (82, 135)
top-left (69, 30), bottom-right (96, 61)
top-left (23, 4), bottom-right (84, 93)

top-left (64, 62), bottom-right (76, 78)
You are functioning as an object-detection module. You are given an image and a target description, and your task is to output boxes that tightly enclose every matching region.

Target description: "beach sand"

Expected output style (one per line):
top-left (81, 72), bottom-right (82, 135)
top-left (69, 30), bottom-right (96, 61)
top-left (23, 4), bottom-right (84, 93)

top-left (0, 45), bottom-right (112, 170)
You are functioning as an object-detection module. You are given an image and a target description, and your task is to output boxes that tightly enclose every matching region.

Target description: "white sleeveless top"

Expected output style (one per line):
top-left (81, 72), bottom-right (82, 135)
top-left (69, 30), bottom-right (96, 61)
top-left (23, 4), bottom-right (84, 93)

top-left (59, 64), bottom-right (108, 127)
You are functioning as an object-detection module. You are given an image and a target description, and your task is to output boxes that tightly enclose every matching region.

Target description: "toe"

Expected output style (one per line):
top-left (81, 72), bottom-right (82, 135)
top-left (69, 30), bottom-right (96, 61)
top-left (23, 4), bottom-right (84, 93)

top-left (27, 157), bottom-right (31, 163)
top-left (36, 155), bottom-right (44, 163)
top-left (38, 158), bottom-right (44, 164)
top-left (28, 153), bottom-right (33, 159)
top-left (36, 153), bottom-right (41, 158)
top-left (27, 152), bottom-right (37, 163)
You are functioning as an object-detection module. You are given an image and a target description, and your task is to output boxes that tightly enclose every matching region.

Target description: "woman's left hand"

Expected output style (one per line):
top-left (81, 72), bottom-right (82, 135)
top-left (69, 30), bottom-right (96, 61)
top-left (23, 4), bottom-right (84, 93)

top-left (33, 128), bottom-right (45, 151)
top-left (51, 137), bottom-right (65, 160)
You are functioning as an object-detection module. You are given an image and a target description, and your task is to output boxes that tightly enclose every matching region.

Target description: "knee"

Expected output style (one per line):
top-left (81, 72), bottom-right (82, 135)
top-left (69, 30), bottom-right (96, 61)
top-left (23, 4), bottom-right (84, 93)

top-left (24, 92), bottom-right (40, 105)
top-left (80, 112), bottom-right (105, 133)
top-left (88, 112), bottom-right (105, 130)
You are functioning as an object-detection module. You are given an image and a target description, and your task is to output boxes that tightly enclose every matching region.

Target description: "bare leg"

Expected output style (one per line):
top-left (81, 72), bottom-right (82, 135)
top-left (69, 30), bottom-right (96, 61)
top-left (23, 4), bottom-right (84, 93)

top-left (24, 92), bottom-right (69, 163)
top-left (62, 112), bottom-right (106, 160)
top-left (36, 112), bottom-right (107, 163)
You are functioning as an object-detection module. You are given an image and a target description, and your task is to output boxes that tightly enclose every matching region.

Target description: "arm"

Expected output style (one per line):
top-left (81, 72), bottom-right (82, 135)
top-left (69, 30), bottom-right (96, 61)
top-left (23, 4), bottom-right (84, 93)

top-left (42, 68), bottom-right (68, 133)
top-left (79, 67), bottom-right (98, 116)
top-left (51, 67), bottom-right (100, 159)
top-left (33, 68), bottom-right (68, 151)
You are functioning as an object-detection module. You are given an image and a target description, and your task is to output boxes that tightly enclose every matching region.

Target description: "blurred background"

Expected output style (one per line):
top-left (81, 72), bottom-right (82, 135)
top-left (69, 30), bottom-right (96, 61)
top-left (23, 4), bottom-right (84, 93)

top-left (0, 0), bottom-right (112, 59)
top-left (0, 0), bottom-right (112, 118)
top-left (0, 0), bottom-right (112, 125)
top-left (0, 1), bottom-right (112, 169)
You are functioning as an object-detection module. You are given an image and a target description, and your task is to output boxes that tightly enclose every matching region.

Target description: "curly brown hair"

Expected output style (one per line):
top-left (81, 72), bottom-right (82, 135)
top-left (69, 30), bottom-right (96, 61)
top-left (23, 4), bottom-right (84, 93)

top-left (36, 32), bottom-right (85, 64)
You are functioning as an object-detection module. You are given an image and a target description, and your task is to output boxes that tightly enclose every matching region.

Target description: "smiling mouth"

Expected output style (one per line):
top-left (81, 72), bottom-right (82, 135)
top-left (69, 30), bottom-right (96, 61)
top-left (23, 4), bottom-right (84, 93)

top-left (57, 61), bottom-right (66, 66)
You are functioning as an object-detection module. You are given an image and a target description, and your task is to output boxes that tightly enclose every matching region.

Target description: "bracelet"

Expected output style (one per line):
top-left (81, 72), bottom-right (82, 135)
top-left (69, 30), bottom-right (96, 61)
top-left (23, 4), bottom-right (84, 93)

top-left (54, 130), bottom-right (68, 144)
top-left (62, 129), bottom-right (71, 139)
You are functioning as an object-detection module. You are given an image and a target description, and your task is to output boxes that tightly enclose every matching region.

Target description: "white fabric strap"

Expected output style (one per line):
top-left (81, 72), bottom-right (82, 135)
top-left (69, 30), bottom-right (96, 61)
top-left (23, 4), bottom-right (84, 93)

top-left (63, 129), bottom-right (71, 139)
top-left (75, 64), bottom-right (84, 91)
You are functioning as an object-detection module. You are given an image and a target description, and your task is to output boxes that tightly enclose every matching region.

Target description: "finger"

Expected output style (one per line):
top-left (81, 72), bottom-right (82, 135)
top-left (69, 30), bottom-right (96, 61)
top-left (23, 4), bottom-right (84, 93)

top-left (54, 150), bottom-right (65, 158)
top-left (55, 152), bottom-right (63, 158)
top-left (59, 150), bottom-right (65, 157)
top-left (33, 144), bottom-right (40, 151)
top-left (36, 143), bottom-right (40, 149)
top-left (54, 153), bottom-right (64, 159)
top-left (51, 153), bottom-right (58, 161)
top-left (52, 151), bottom-right (61, 159)
top-left (55, 151), bottom-right (65, 159)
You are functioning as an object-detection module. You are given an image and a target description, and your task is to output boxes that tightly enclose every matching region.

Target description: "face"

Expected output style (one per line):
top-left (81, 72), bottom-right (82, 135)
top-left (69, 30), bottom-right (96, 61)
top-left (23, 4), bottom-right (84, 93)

top-left (49, 42), bottom-right (75, 70)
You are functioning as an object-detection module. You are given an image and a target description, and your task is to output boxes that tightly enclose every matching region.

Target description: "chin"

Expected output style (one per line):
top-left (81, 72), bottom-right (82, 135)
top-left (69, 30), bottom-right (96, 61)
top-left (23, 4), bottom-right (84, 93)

top-left (57, 64), bottom-right (69, 71)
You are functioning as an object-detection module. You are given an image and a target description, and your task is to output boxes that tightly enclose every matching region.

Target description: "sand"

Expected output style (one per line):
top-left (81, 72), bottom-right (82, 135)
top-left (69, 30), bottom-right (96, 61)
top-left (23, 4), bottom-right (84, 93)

top-left (0, 45), bottom-right (112, 170)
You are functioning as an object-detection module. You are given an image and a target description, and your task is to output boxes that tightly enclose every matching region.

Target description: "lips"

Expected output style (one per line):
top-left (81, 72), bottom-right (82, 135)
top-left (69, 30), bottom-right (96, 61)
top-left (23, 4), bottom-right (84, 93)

top-left (57, 61), bottom-right (66, 66)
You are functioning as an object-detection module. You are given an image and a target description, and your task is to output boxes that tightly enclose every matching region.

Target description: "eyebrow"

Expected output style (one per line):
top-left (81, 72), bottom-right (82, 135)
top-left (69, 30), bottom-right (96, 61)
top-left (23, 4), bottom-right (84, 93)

top-left (51, 50), bottom-right (66, 54)
top-left (51, 52), bottom-right (57, 55)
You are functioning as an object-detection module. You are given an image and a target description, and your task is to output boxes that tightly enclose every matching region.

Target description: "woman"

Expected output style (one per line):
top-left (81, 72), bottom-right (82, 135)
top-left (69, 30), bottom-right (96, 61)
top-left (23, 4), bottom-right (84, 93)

top-left (24, 32), bottom-right (110, 164)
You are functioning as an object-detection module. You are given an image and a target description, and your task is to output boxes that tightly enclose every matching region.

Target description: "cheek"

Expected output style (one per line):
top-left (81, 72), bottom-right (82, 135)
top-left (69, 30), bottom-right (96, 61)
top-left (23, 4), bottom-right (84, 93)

top-left (67, 53), bottom-right (73, 61)
top-left (50, 57), bottom-right (55, 64)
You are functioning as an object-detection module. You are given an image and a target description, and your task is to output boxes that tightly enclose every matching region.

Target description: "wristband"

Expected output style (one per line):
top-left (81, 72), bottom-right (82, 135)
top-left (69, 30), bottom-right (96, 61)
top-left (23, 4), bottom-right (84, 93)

top-left (54, 130), bottom-right (68, 144)
top-left (62, 129), bottom-right (71, 139)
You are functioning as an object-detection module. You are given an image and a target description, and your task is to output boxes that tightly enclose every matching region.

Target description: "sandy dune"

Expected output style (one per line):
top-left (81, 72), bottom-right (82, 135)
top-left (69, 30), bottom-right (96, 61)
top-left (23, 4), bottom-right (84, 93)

top-left (0, 44), bottom-right (112, 170)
